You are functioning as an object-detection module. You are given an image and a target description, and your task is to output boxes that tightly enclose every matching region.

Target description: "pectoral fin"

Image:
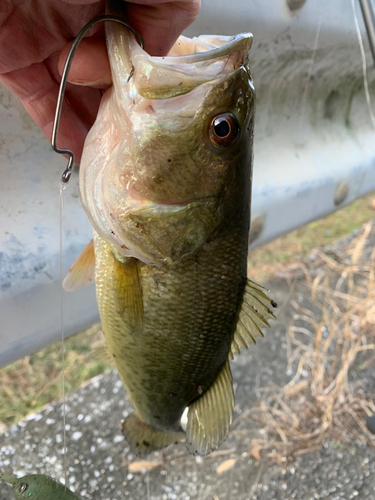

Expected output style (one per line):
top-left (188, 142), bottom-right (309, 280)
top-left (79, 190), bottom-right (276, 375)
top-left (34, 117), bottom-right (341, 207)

top-left (186, 361), bottom-right (234, 456)
top-left (63, 239), bottom-right (95, 291)
top-left (231, 279), bottom-right (277, 357)
top-left (112, 256), bottom-right (144, 335)
top-left (122, 413), bottom-right (185, 457)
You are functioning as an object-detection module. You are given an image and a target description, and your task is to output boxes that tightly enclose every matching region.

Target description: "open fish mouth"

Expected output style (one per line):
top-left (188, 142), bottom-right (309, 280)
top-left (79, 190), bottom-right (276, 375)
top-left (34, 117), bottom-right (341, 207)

top-left (109, 30), bottom-right (253, 99)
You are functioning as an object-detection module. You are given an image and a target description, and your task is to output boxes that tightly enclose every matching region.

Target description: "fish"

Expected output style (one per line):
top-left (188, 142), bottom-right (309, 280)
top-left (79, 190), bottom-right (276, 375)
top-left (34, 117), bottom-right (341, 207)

top-left (0, 472), bottom-right (79, 499)
top-left (64, 12), bottom-right (277, 456)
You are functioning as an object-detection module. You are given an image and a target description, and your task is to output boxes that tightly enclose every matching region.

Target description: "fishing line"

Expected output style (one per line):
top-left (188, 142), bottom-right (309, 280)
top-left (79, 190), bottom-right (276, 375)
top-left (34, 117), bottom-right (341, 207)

top-left (146, 471), bottom-right (150, 500)
top-left (351, 0), bottom-right (375, 130)
top-left (359, 0), bottom-right (375, 67)
top-left (298, 11), bottom-right (322, 132)
top-left (59, 182), bottom-right (68, 487)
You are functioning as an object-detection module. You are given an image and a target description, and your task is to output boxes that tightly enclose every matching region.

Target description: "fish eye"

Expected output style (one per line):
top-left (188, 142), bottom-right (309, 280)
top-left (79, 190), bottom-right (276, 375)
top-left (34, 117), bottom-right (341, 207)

top-left (19, 482), bottom-right (28, 493)
top-left (209, 113), bottom-right (239, 147)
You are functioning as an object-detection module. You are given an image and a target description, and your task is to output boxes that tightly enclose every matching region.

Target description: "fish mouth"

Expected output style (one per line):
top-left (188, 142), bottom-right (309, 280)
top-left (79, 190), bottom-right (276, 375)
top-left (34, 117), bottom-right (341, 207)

top-left (133, 34), bottom-right (253, 99)
top-left (107, 27), bottom-right (253, 99)
top-left (0, 473), bottom-right (15, 485)
top-left (158, 33), bottom-right (253, 64)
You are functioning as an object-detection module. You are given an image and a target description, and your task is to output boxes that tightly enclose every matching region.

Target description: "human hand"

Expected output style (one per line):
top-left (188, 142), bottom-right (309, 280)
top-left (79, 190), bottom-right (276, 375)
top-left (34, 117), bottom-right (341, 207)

top-left (0, 0), bottom-right (200, 162)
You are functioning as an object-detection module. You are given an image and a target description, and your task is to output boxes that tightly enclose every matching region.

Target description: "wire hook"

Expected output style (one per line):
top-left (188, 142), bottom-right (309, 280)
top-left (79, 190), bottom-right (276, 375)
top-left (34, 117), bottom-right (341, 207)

top-left (51, 15), bottom-right (144, 185)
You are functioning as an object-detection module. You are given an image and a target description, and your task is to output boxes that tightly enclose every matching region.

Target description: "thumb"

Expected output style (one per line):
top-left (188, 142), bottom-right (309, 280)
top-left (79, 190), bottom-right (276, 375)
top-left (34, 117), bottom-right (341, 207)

top-left (58, 37), bottom-right (112, 88)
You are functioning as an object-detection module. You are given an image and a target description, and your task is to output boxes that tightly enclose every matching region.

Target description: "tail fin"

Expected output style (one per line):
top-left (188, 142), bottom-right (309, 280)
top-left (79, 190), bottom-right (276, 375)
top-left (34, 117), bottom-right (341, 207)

top-left (122, 413), bottom-right (185, 456)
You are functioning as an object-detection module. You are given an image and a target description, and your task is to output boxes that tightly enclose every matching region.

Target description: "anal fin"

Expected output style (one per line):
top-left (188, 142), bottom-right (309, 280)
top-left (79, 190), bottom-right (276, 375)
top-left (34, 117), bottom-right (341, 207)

top-left (122, 413), bottom-right (185, 457)
top-left (231, 279), bottom-right (277, 357)
top-left (186, 361), bottom-right (234, 456)
top-left (63, 239), bottom-right (95, 291)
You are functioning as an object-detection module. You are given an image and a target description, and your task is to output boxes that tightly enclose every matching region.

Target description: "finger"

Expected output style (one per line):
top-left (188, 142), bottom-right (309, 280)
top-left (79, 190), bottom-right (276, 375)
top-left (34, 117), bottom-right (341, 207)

top-left (57, 0), bottom-right (200, 87)
top-left (45, 52), bottom-right (103, 133)
top-left (58, 37), bottom-right (112, 88)
top-left (123, 0), bottom-right (201, 56)
top-left (0, 62), bottom-right (90, 162)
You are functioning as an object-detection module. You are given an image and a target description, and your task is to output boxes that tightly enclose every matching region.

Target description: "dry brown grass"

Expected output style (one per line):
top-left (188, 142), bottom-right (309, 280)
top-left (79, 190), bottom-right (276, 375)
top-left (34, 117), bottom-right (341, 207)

top-left (248, 192), bottom-right (375, 283)
top-left (249, 222), bottom-right (375, 463)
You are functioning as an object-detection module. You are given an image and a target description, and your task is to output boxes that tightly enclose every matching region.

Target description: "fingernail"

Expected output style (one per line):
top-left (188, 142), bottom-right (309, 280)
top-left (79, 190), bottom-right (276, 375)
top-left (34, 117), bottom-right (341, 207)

top-left (67, 79), bottom-right (111, 89)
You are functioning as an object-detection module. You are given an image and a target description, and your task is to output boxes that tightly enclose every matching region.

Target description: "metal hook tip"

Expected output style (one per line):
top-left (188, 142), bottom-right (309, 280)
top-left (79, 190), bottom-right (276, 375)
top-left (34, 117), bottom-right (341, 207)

top-left (61, 169), bottom-right (72, 184)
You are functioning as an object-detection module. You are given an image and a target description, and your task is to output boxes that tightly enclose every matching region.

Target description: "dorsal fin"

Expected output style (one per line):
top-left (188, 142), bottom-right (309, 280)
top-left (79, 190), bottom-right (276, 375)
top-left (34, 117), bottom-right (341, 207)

top-left (231, 279), bottom-right (277, 357)
top-left (63, 239), bottom-right (95, 291)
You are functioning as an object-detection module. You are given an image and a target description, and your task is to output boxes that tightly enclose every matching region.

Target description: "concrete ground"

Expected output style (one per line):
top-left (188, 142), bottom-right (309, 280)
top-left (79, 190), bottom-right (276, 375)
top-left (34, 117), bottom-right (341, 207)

top-left (0, 228), bottom-right (374, 500)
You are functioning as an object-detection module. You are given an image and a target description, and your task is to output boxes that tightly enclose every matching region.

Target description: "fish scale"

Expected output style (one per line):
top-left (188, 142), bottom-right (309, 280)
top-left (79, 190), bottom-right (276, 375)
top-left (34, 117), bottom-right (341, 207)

top-left (94, 185), bottom-right (249, 429)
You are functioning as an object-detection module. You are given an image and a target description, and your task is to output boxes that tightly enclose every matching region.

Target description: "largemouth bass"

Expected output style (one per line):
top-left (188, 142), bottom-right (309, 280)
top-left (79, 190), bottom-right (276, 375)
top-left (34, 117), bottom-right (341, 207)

top-left (64, 20), bottom-right (276, 456)
top-left (0, 473), bottom-right (79, 499)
